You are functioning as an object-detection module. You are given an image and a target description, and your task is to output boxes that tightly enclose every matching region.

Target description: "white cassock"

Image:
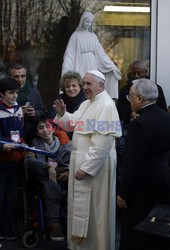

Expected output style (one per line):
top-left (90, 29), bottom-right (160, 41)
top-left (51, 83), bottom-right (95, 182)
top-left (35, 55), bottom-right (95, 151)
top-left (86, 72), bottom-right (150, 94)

top-left (54, 90), bottom-right (122, 250)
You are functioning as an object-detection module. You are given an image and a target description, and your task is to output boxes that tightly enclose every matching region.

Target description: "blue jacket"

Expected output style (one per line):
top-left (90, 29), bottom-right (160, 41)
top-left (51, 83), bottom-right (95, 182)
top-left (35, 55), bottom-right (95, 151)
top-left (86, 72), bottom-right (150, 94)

top-left (0, 100), bottom-right (25, 162)
top-left (0, 100), bottom-right (24, 140)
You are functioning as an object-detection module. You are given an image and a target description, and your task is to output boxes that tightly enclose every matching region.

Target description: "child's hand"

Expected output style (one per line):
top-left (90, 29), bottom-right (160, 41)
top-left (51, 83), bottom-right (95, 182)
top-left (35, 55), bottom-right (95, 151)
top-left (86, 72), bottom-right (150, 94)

top-left (48, 166), bottom-right (57, 182)
top-left (3, 144), bottom-right (16, 151)
top-left (48, 159), bottom-right (57, 182)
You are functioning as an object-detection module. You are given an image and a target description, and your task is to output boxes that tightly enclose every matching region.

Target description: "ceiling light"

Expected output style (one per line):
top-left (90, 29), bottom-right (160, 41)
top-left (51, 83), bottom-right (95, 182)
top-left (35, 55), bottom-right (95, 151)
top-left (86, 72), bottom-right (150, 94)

top-left (104, 6), bottom-right (150, 13)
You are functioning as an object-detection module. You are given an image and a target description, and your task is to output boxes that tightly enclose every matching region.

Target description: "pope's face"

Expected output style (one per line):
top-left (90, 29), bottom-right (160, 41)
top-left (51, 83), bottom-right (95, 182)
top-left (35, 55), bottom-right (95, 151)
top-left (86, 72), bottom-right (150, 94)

top-left (83, 73), bottom-right (103, 100)
top-left (82, 17), bottom-right (93, 30)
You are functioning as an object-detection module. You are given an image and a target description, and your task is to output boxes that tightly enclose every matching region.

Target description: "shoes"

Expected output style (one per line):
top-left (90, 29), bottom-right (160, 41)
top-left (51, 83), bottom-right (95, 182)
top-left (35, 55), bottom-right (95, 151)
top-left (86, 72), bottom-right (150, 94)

top-left (49, 222), bottom-right (65, 241)
top-left (5, 233), bottom-right (18, 241)
top-left (0, 230), bottom-right (17, 241)
top-left (0, 236), bottom-right (5, 240)
top-left (0, 233), bottom-right (17, 241)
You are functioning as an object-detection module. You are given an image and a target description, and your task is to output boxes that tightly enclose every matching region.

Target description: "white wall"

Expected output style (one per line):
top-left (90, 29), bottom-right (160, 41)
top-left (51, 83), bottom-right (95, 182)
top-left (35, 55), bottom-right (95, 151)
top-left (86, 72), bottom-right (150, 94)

top-left (153, 0), bottom-right (170, 107)
top-left (150, 0), bottom-right (157, 82)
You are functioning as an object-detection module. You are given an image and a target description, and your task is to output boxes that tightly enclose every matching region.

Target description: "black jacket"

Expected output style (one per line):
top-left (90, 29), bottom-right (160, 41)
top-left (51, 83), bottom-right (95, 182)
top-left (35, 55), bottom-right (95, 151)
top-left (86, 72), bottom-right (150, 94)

top-left (119, 104), bottom-right (170, 250)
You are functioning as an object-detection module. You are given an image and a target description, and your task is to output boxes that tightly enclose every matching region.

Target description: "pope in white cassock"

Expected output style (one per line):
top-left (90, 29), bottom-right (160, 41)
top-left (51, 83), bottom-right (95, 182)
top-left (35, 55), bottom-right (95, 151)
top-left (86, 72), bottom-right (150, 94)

top-left (54, 70), bottom-right (122, 250)
top-left (62, 11), bottom-right (122, 99)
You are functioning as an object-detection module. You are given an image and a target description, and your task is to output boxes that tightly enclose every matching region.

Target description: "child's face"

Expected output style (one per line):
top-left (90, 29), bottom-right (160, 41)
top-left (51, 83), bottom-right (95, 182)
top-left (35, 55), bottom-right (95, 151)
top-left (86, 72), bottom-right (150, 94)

top-left (36, 121), bottom-right (54, 142)
top-left (1, 89), bottom-right (18, 106)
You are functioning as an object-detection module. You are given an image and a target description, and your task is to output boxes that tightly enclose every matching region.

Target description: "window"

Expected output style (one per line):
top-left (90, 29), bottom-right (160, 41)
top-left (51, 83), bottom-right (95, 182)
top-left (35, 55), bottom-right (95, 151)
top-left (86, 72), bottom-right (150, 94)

top-left (0, 0), bottom-right (150, 107)
top-left (95, 0), bottom-right (151, 89)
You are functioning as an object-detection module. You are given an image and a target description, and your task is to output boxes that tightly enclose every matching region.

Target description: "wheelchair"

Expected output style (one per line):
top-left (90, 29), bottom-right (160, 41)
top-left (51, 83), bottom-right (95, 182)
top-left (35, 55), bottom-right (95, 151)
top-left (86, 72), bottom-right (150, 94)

top-left (13, 178), bottom-right (46, 248)
top-left (13, 175), bottom-right (68, 248)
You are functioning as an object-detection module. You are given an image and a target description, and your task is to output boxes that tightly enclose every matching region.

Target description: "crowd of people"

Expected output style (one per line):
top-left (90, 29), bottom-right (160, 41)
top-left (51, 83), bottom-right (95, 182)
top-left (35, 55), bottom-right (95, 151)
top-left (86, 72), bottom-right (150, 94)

top-left (0, 10), bottom-right (170, 250)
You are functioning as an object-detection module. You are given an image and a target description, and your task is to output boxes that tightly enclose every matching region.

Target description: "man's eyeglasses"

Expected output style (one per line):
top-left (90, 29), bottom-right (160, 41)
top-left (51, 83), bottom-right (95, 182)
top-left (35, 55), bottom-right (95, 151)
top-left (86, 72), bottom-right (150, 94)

top-left (126, 94), bottom-right (141, 102)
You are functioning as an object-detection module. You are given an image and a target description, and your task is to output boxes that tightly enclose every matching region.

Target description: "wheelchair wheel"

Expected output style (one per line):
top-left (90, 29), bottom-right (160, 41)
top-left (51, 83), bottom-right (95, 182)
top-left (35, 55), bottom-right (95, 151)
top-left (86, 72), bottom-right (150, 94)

top-left (13, 186), bottom-right (28, 237)
top-left (22, 230), bottom-right (39, 248)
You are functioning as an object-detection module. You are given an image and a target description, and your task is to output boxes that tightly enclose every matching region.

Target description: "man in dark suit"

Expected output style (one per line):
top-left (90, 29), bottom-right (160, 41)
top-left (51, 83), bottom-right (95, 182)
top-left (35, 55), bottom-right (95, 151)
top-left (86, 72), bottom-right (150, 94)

top-left (117, 60), bottom-right (167, 124)
top-left (117, 78), bottom-right (170, 250)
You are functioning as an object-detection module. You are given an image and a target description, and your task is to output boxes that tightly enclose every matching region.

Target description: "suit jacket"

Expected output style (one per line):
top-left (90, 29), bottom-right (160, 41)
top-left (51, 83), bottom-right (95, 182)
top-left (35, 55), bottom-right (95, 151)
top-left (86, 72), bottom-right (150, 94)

top-left (119, 104), bottom-right (170, 205)
top-left (119, 104), bottom-right (170, 250)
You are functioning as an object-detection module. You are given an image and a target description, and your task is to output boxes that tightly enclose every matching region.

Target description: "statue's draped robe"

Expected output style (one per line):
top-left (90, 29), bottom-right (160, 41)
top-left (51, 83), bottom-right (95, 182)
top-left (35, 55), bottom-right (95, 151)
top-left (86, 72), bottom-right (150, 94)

top-left (62, 31), bottom-right (121, 99)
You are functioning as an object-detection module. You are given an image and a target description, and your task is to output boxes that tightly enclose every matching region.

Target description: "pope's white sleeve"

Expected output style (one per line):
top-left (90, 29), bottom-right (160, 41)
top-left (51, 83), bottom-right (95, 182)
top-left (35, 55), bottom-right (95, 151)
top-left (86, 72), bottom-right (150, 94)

top-left (80, 133), bottom-right (115, 176)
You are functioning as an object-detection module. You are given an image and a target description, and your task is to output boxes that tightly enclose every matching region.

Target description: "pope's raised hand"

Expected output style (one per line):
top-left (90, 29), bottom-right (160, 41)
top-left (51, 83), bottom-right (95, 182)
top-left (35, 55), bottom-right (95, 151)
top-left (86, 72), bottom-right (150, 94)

top-left (54, 99), bottom-right (66, 117)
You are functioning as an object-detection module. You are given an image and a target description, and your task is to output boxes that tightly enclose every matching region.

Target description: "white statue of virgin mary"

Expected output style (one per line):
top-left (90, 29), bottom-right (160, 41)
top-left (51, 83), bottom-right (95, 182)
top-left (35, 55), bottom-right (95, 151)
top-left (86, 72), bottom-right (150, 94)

top-left (62, 11), bottom-right (122, 99)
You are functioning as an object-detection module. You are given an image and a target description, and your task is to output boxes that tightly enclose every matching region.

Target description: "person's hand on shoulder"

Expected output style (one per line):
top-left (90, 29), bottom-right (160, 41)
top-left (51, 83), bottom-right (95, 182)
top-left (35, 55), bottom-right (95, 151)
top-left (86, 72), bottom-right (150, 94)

top-left (131, 111), bottom-right (139, 121)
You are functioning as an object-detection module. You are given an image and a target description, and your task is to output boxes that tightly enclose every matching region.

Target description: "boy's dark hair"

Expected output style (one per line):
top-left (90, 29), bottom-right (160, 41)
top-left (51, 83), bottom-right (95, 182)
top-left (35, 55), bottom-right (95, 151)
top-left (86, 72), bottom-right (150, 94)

top-left (34, 115), bottom-right (51, 132)
top-left (0, 77), bottom-right (20, 94)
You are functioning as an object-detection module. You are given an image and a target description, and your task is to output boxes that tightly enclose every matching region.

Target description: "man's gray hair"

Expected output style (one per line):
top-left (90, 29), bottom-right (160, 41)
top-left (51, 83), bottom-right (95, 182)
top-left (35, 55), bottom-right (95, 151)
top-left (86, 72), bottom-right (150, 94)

top-left (132, 78), bottom-right (158, 101)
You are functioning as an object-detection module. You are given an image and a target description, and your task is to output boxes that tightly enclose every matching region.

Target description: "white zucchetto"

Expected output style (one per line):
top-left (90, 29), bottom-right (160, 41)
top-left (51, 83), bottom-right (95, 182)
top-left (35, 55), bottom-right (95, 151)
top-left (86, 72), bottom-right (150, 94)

top-left (87, 70), bottom-right (105, 81)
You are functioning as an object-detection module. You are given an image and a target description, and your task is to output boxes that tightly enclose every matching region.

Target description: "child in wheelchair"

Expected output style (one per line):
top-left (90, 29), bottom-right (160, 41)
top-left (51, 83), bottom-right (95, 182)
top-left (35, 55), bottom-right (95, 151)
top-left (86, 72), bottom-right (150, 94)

top-left (24, 116), bottom-right (72, 241)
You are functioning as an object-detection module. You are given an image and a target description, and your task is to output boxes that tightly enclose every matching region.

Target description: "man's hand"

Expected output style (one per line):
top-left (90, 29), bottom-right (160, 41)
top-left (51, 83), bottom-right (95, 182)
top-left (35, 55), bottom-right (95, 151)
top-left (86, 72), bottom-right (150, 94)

top-left (22, 105), bottom-right (35, 117)
top-left (26, 105), bottom-right (35, 117)
top-left (131, 111), bottom-right (139, 121)
top-left (75, 169), bottom-right (87, 181)
top-left (53, 99), bottom-right (66, 117)
top-left (117, 195), bottom-right (128, 209)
